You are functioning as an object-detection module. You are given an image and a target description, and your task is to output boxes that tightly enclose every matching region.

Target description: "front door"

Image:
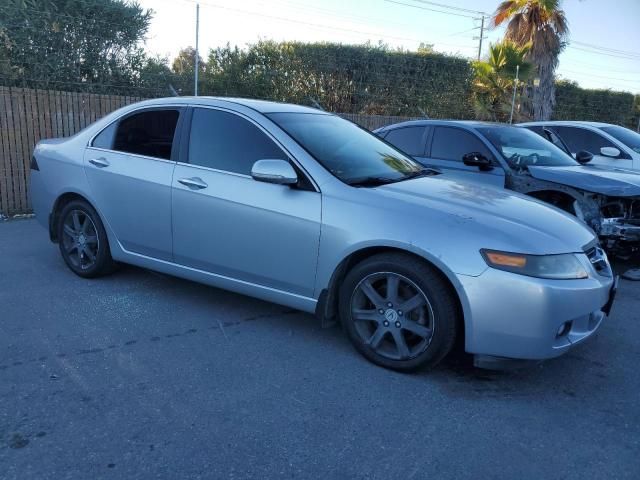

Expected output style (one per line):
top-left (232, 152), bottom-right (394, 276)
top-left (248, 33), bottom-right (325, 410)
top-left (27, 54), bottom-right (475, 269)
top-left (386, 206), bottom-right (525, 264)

top-left (418, 126), bottom-right (506, 188)
top-left (553, 126), bottom-right (634, 170)
top-left (171, 107), bottom-right (321, 297)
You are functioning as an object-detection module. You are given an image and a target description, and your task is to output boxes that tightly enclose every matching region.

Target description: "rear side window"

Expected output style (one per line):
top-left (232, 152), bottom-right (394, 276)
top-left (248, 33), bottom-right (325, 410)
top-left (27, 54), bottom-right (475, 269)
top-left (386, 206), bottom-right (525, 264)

top-left (92, 122), bottom-right (117, 149)
top-left (430, 126), bottom-right (492, 162)
top-left (384, 126), bottom-right (426, 156)
top-left (188, 108), bottom-right (287, 175)
top-left (110, 109), bottom-right (180, 160)
top-left (553, 126), bottom-right (620, 156)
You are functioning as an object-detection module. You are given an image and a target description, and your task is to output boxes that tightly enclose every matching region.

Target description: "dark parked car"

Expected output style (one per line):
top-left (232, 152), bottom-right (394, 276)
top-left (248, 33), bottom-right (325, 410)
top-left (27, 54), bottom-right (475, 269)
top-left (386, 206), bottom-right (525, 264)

top-left (374, 120), bottom-right (640, 257)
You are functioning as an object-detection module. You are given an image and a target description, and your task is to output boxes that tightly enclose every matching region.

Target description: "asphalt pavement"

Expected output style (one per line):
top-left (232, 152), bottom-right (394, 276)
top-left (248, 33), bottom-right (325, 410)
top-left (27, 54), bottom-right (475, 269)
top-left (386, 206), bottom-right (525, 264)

top-left (1, 218), bottom-right (639, 479)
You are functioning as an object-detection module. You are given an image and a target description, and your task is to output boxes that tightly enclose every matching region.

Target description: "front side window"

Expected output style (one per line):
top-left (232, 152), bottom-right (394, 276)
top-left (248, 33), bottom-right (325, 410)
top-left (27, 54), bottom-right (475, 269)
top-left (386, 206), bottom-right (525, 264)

top-left (553, 126), bottom-right (620, 156)
top-left (478, 126), bottom-right (578, 167)
top-left (383, 126), bottom-right (426, 157)
top-left (430, 127), bottom-right (493, 162)
top-left (111, 109), bottom-right (179, 160)
top-left (267, 113), bottom-right (423, 184)
top-left (188, 108), bottom-right (287, 175)
top-left (600, 126), bottom-right (640, 154)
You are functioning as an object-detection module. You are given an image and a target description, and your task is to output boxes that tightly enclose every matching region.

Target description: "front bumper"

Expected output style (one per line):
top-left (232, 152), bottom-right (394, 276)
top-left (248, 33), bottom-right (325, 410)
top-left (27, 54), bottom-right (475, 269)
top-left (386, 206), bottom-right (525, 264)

top-left (457, 263), bottom-right (615, 361)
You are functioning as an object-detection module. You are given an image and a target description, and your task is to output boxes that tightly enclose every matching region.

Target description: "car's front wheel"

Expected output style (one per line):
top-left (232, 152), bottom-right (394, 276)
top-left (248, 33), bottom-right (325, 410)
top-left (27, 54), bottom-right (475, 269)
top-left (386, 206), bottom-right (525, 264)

top-left (339, 253), bottom-right (459, 372)
top-left (57, 199), bottom-right (115, 278)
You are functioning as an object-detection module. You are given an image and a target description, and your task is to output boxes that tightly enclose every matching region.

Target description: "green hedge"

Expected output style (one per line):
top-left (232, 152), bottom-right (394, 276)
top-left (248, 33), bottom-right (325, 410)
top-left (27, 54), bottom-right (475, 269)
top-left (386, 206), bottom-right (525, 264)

top-left (553, 80), bottom-right (637, 128)
top-left (202, 41), bottom-right (476, 118)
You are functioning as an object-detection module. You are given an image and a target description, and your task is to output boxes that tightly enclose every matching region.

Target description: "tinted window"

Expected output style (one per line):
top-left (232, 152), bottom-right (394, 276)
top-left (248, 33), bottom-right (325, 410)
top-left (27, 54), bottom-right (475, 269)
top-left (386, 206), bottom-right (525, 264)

top-left (600, 126), bottom-right (640, 154)
top-left (112, 109), bottom-right (179, 160)
top-left (384, 127), bottom-right (426, 156)
top-left (478, 126), bottom-right (578, 167)
top-left (189, 108), bottom-right (287, 174)
top-left (430, 127), bottom-right (493, 162)
top-left (268, 113), bottom-right (423, 184)
top-left (553, 126), bottom-right (618, 156)
top-left (92, 122), bottom-right (117, 149)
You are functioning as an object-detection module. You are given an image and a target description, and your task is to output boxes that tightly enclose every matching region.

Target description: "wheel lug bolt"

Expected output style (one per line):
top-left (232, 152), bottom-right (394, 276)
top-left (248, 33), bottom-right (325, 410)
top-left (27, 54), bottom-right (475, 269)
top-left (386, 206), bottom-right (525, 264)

top-left (383, 320), bottom-right (389, 327)
top-left (387, 302), bottom-right (392, 307)
top-left (395, 321), bottom-right (401, 328)
top-left (398, 310), bottom-right (403, 316)
top-left (378, 309), bottom-right (384, 314)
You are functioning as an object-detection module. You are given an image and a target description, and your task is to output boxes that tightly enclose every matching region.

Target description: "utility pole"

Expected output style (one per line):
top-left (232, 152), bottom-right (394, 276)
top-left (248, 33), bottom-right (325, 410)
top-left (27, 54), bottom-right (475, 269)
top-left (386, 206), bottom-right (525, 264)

top-left (509, 65), bottom-right (520, 124)
top-left (194, 3), bottom-right (200, 96)
top-left (476, 15), bottom-right (485, 61)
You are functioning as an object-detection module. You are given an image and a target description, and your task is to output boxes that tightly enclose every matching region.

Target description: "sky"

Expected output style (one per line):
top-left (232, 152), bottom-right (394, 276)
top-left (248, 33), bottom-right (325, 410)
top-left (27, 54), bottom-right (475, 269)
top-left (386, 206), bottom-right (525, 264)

top-left (137, 0), bottom-right (640, 94)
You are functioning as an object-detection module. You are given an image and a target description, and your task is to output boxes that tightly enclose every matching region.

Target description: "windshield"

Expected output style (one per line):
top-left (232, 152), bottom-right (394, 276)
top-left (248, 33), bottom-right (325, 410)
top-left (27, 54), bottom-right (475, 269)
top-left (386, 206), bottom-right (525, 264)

top-left (600, 126), bottom-right (640, 154)
top-left (267, 113), bottom-right (425, 184)
top-left (478, 126), bottom-right (579, 168)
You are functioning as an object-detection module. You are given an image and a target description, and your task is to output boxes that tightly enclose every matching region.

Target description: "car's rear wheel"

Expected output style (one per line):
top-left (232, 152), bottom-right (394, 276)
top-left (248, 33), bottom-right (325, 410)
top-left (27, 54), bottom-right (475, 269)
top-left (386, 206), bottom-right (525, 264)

top-left (339, 253), bottom-right (459, 372)
top-left (57, 200), bottom-right (115, 278)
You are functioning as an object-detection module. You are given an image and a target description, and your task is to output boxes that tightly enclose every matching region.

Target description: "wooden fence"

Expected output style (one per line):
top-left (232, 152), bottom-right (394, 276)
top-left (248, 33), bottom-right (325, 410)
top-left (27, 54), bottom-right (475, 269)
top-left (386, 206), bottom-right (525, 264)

top-left (0, 87), bottom-right (144, 216)
top-left (0, 87), bottom-right (411, 216)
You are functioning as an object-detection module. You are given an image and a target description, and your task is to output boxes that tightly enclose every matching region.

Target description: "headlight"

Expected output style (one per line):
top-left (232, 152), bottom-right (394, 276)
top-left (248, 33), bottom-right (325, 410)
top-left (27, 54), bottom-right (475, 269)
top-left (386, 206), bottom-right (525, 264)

top-left (480, 249), bottom-right (588, 280)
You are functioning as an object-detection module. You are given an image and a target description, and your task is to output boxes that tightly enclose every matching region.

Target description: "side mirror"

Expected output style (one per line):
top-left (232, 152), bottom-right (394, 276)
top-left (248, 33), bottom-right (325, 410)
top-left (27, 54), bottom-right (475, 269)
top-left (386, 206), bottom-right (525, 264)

top-left (600, 146), bottom-right (621, 158)
top-left (251, 159), bottom-right (298, 185)
top-left (575, 150), bottom-right (593, 164)
top-left (462, 152), bottom-right (493, 171)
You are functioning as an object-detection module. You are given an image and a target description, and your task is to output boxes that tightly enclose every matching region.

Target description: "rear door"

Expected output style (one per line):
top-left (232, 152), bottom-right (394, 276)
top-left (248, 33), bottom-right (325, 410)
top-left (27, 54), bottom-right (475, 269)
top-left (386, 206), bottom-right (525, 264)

top-left (84, 107), bottom-right (183, 261)
top-left (171, 107), bottom-right (321, 297)
top-left (420, 126), bottom-right (505, 187)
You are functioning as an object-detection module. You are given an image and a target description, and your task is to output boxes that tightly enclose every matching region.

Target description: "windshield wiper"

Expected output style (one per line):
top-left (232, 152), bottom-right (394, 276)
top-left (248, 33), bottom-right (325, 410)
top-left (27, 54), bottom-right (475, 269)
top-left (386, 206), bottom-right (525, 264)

top-left (398, 167), bottom-right (440, 181)
top-left (346, 168), bottom-right (439, 187)
top-left (346, 176), bottom-right (397, 187)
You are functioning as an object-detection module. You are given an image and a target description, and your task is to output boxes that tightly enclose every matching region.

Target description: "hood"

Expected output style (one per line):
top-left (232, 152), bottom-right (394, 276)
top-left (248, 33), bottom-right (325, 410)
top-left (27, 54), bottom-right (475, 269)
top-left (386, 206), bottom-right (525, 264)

top-left (372, 176), bottom-right (596, 255)
top-left (527, 165), bottom-right (640, 197)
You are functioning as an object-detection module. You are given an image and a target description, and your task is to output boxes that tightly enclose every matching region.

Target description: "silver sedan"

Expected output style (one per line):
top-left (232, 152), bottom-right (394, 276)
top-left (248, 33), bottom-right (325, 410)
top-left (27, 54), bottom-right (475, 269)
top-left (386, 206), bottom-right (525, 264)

top-left (30, 97), bottom-right (616, 371)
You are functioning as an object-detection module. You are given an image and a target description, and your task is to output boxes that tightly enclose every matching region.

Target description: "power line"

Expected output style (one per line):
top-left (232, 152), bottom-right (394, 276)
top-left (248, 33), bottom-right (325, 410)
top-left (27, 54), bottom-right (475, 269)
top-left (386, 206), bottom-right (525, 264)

top-left (409, 0), bottom-right (488, 16)
top-left (572, 40), bottom-right (640, 58)
top-left (383, 0), bottom-right (480, 19)
top-left (182, 0), bottom-right (477, 52)
top-left (567, 45), bottom-right (640, 61)
top-left (560, 69), bottom-right (640, 85)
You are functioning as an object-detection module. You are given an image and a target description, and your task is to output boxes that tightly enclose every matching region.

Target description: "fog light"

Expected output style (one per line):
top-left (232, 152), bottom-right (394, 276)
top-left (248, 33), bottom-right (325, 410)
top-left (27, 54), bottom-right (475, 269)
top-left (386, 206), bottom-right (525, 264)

top-left (556, 322), bottom-right (571, 338)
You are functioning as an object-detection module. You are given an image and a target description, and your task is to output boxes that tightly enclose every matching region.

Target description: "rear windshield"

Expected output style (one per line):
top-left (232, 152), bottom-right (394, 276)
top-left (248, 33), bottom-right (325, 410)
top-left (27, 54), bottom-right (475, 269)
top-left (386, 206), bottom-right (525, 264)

top-left (600, 126), bottom-right (640, 154)
top-left (478, 126), bottom-right (579, 168)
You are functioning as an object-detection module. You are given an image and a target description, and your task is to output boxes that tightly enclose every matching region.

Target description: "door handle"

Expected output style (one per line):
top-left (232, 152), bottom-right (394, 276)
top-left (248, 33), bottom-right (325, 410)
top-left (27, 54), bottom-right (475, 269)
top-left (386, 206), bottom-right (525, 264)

top-left (89, 157), bottom-right (110, 168)
top-left (178, 177), bottom-right (208, 190)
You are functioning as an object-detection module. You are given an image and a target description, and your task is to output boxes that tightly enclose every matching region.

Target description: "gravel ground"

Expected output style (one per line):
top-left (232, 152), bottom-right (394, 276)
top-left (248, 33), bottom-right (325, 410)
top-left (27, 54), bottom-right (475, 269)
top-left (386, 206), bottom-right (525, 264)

top-left (1, 218), bottom-right (639, 479)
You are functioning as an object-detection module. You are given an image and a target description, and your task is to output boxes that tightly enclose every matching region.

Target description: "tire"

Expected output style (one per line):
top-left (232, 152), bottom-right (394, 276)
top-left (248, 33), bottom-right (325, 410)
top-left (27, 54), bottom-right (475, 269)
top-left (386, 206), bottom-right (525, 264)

top-left (57, 199), bottom-right (115, 278)
top-left (339, 253), bottom-right (459, 372)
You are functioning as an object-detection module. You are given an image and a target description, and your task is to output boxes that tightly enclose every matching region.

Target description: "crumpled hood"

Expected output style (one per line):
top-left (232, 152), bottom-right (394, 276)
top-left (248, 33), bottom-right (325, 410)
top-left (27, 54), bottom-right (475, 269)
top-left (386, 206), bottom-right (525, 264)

top-left (373, 176), bottom-right (596, 255)
top-left (527, 165), bottom-right (640, 197)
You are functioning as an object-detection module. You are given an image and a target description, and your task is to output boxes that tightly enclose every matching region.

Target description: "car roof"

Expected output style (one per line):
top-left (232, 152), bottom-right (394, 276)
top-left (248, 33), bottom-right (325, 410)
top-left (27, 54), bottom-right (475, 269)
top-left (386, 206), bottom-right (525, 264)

top-left (519, 120), bottom-right (615, 128)
top-left (374, 119), bottom-right (512, 132)
top-left (123, 96), bottom-right (326, 114)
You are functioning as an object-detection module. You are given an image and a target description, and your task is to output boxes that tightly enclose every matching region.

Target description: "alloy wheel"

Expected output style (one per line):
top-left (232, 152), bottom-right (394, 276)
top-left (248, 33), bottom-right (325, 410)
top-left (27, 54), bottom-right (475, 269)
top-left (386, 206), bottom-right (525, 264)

top-left (350, 272), bottom-right (435, 361)
top-left (61, 209), bottom-right (99, 271)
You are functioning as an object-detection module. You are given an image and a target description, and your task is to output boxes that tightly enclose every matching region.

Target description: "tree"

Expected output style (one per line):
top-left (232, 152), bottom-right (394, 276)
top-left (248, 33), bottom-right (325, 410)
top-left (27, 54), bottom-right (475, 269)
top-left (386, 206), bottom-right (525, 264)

top-left (171, 46), bottom-right (206, 95)
top-left (472, 40), bottom-right (533, 122)
top-left (492, 0), bottom-right (569, 120)
top-left (0, 0), bottom-right (153, 93)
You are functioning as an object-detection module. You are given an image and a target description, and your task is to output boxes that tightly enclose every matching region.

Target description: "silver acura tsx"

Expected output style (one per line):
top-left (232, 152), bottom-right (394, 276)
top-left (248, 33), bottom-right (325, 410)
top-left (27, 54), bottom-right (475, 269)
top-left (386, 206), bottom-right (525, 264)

top-left (30, 97), bottom-right (616, 371)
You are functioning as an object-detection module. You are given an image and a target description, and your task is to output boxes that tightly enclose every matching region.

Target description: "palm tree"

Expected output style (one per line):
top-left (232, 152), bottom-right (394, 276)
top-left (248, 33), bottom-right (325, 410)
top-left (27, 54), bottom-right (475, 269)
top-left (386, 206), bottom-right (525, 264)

top-left (492, 0), bottom-right (569, 120)
top-left (473, 40), bottom-right (533, 122)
